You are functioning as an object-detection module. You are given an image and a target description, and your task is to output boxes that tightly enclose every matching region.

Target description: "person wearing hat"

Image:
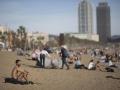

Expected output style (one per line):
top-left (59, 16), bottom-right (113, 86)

top-left (60, 45), bottom-right (69, 70)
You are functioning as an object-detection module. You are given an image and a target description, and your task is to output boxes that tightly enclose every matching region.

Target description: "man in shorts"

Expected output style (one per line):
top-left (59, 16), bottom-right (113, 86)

top-left (5, 60), bottom-right (33, 84)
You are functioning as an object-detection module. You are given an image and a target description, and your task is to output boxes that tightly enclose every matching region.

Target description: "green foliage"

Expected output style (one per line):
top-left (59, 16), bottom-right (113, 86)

top-left (17, 26), bottom-right (27, 49)
top-left (0, 31), bottom-right (2, 35)
top-left (37, 36), bottom-right (44, 41)
top-left (0, 31), bottom-right (8, 43)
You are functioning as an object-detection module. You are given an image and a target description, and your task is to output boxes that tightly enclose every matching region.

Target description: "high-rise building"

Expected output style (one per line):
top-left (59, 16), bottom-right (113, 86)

top-left (78, 0), bottom-right (93, 34)
top-left (96, 0), bottom-right (111, 43)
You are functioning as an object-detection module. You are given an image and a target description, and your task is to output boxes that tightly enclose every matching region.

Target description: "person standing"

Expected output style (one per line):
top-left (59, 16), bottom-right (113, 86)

top-left (35, 49), bottom-right (41, 66)
top-left (60, 45), bottom-right (69, 70)
top-left (40, 49), bottom-right (50, 68)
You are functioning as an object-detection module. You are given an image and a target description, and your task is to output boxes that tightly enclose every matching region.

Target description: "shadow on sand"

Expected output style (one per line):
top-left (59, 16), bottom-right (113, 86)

top-left (106, 76), bottom-right (120, 80)
top-left (4, 77), bottom-right (41, 85)
top-left (22, 64), bottom-right (41, 68)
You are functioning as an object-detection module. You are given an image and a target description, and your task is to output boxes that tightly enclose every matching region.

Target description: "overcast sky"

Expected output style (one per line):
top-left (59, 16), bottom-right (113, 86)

top-left (0, 0), bottom-right (120, 35)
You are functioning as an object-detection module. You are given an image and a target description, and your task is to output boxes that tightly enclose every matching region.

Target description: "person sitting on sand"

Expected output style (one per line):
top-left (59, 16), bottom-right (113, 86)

top-left (50, 52), bottom-right (59, 69)
top-left (88, 60), bottom-right (96, 70)
top-left (10, 60), bottom-right (33, 84)
top-left (100, 54), bottom-right (106, 63)
top-left (96, 61), bottom-right (106, 71)
top-left (96, 61), bottom-right (114, 72)
top-left (108, 55), bottom-right (117, 68)
top-left (31, 50), bottom-right (37, 60)
top-left (74, 55), bottom-right (87, 69)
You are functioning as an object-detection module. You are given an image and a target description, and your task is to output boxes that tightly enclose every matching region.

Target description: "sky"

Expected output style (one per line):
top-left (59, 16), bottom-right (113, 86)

top-left (0, 0), bottom-right (120, 35)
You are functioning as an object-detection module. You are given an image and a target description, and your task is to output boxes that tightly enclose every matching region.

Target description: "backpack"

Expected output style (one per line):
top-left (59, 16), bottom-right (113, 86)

top-left (61, 48), bottom-right (69, 58)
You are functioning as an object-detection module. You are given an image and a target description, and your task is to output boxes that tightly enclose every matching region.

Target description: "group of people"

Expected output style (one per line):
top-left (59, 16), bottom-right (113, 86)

top-left (30, 45), bottom-right (119, 72)
top-left (74, 47), bottom-right (119, 72)
top-left (71, 54), bottom-right (117, 72)
top-left (6, 45), bottom-right (119, 85)
top-left (31, 45), bottom-right (70, 69)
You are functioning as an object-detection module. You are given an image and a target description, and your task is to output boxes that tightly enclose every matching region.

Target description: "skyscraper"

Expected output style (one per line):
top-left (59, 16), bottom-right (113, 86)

top-left (78, 0), bottom-right (93, 34)
top-left (96, 0), bottom-right (111, 43)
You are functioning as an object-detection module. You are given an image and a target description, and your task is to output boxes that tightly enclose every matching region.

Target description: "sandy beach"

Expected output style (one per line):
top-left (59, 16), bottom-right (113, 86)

top-left (0, 51), bottom-right (120, 90)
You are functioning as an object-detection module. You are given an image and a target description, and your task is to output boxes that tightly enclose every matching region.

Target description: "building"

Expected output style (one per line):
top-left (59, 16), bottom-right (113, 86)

top-left (78, 0), bottom-right (93, 34)
top-left (27, 32), bottom-right (49, 48)
top-left (63, 0), bottom-right (99, 42)
top-left (96, 0), bottom-right (111, 43)
top-left (0, 25), bottom-right (8, 34)
top-left (0, 25), bottom-right (9, 48)
top-left (68, 33), bottom-right (99, 42)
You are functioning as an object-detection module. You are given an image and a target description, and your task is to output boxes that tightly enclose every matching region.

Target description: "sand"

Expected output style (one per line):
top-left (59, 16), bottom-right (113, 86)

top-left (0, 51), bottom-right (120, 90)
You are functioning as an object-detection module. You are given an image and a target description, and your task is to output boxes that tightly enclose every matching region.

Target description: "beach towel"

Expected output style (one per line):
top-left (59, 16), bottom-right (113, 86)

top-left (4, 78), bottom-right (34, 85)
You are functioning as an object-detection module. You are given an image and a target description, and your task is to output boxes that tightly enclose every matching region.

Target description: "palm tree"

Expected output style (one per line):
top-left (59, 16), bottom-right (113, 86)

top-left (31, 38), bottom-right (35, 49)
top-left (0, 31), bottom-right (8, 47)
top-left (0, 31), bottom-right (2, 35)
top-left (7, 31), bottom-right (17, 49)
top-left (37, 36), bottom-right (44, 47)
top-left (0, 31), bottom-right (2, 41)
top-left (17, 26), bottom-right (27, 50)
top-left (17, 26), bottom-right (26, 40)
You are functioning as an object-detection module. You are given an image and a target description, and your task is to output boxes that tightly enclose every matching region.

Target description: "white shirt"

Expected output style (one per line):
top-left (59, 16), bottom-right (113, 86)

top-left (109, 60), bottom-right (113, 66)
top-left (35, 49), bottom-right (40, 55)
top-left (41, 50), bottom-right (50, 57)
top-left (88, 62), bottom-right (94, 69)
top-left (100, 56), bottom-right (106, 62)
top-left (101, 56), bottom-right (106, 60)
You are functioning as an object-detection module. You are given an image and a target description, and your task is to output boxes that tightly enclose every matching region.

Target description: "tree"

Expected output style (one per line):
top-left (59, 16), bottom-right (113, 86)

top-left (0, 31), bottom-right (8, 47)
top-left (7, 31), bottom-right (17, 49)
top-left (17, 26), bottom-right (27, 50)
top-left (37, 36), bottom-right (44, 47)
top-left (0, 31), bottom-right (2, 42)
top-left (0, 31), bottom-right (2, 35)
top-left (17, 26), bottom-right (26, 40)
top-left (59, 33), bottom-right (65, 46)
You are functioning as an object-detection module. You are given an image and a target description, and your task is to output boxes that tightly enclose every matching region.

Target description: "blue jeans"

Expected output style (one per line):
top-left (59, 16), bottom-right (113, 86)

top-left (61, 57), bottom-right (69, 69)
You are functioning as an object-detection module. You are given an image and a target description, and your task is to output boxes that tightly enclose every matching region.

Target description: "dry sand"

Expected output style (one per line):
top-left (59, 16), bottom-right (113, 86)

top-left (0, 51), bottom-right (120, 90)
